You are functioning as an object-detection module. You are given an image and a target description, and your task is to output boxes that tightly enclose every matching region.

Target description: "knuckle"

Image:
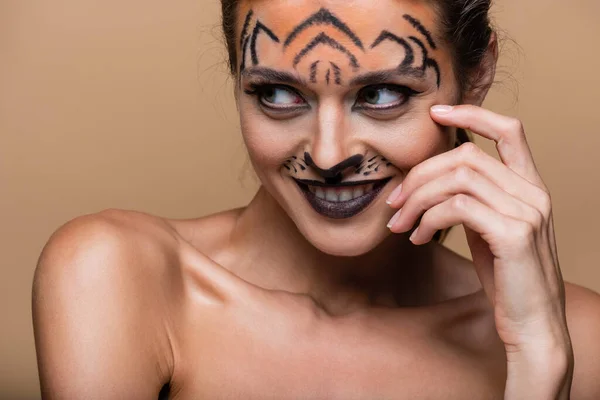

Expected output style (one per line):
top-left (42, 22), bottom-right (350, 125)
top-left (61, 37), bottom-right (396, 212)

top-left (527, 207), bottom-right (544, 227)
top-left (453, 166), bottom-right (473, 186)
top-left (458, 142), bottom-right (480, 158)
top-left (504, 117), bottom-right (525, 137)
top-left (451, 194), bottom-right (471, 211)
top-left (537, 190), bottom-right (553, 218)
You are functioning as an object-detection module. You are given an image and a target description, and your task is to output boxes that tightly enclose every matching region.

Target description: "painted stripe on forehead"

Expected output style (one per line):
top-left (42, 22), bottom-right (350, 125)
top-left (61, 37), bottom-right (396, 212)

top-left (240, 35), bottom-right (250, 72)
top-left (284, 8), bottom-right (364, 50)
top-left (370, 29), bottom-right (441, 87)
top-left (408, 36), bottom-right (429, 69)
top-left (250, 21), bottom-right (280, 66)
top-left (371, 31), bottom-right (415, 67)
top-left (309, 60), bottom-right (320, 83)
top-left (240, 10), bottom-right (254, 47)
top-left (423, 58), bottom-right (441, 88)
top-left (293, 32), bottom-right (360, 69)
top-left (330, 62), bottom-right (341, 85)
top-left (407, 35), bottom-right (441, 87)
top-left (402, 14), bottom-right (437, 50)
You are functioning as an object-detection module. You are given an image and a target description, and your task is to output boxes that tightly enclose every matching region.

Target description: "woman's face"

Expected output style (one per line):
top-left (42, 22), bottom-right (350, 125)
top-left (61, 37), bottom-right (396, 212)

top-left (236, 0), bottom-right (460, 256)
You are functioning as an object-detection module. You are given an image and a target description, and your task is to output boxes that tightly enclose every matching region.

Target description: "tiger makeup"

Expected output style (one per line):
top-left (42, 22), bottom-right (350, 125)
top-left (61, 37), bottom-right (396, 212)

top-left (236, 0), bottom-right (458, 255)
top-left (239, 7), bottom-right (442, 87)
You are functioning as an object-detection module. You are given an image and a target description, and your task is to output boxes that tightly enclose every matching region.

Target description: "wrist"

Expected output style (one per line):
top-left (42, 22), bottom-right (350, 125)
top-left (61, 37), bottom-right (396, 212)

top-left (504, 343), bottom-right (574, 399)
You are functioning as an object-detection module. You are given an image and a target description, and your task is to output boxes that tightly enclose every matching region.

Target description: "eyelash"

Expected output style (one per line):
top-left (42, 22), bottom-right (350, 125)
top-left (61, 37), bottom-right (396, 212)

top-left (244, 83), bottom-right (307, 111)
top-left (354, 84), bottom-right (421, 111)
top-left (244, 83), bottom-right (421, 112)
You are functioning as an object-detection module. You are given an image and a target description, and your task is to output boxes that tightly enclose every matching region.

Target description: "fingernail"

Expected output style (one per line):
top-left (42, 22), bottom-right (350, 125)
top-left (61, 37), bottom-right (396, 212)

top-left (431, 105), bottom-right (453, 114)
top-left (387, 209), bottom-right (402, 229)
top-left (409, 227), bottom-right (420, 242)
top-left (386, 184), bottom-right (403, 205)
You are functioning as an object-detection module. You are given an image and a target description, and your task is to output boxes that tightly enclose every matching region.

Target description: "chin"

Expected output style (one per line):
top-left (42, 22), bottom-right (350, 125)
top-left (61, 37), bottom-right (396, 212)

top-left (302, 222), bottom-right (391, 257)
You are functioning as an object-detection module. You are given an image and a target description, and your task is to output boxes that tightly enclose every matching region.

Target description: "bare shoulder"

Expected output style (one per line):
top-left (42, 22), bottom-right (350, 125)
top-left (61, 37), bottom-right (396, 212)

top-left (32, 208), bottom-right (182, 398)
top-left (35, 208), bottom-right (182, 293)
top-left (563, 281), bottom-right (600, 400)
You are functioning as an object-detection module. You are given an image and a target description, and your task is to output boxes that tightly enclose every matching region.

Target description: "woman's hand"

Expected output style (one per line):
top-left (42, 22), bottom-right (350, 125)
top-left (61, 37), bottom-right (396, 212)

top-left (386, 105), bottom-right (574, 399)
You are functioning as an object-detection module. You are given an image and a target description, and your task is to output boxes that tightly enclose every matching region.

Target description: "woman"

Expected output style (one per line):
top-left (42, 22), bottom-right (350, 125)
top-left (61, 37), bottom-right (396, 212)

top-left (32, 0), bottom-right (600, 398)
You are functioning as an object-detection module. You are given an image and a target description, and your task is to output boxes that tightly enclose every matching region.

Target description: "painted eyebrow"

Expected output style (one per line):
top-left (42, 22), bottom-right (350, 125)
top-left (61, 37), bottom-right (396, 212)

top-left (242, 67), bottom-right (429, 88)
top-left (241, 67), bottom-right (309, 87)
top-left (349, 68), bottom-right (428, 86)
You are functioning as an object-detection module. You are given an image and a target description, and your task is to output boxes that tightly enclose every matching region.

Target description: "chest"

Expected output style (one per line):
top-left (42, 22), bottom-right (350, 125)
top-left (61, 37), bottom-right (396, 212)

top-left (173, 295), bottom-right (507, 399)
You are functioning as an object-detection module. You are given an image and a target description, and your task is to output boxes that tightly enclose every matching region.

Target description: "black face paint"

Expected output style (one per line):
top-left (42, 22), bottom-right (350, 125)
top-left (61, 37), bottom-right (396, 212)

top-left (240, 35), bottom-right (250, 72)
top-left (284, 156), bottom-right (307, 173)
top-left (304, 152), bottom-right (364, 184)
top-left (402, 14), bottom-right (437, 49)
top-left (355, 155), bottom-right (391, 176)
top-left (239, 10), bottom-right (440, 87)
top-left (371, 19), bottom-right (441, 87)
top-left (250, 21), bottom-right (280, 66)
top-left (407, 36), bottom-right (441, 88)
top-left (283, 8), bottom-right (364, 50)
top-left (330, 62), bottom-right (341, 85)
top-left (291, 155), bottom-right (395, 219)
top-left (240, 10), bottom-right (254, 47)
top-left (285, 154), bottom-right (392, 179)
top-left (310, 60), bottom-right (320, 83)
top-left (285, 152), bottom-right (396, 219)
top-left (293, 32), bottom-right (360, 69)
top-left (371, 31), bottom-right (415, 66)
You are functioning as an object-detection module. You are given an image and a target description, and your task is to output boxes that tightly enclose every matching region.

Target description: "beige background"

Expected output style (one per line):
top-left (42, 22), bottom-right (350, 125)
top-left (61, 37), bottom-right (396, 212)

top-left (2, 0), bottom-right (600, 398)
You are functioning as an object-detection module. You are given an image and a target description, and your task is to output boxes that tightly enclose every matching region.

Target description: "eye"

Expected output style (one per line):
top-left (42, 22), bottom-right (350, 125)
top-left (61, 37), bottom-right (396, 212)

top-left (245, 84), bottom-right (306, 109)
top-left (262, 86), bottom-right (303, 105)
top-left (354, 84), bottom-right (417, 110)
top-left (362, 87), bottom-right (402, 105)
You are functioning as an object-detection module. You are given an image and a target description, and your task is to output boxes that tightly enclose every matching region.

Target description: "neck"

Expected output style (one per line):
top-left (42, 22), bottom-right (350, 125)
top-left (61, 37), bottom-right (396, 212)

top-left (228, 186), bottom-right (444, 315)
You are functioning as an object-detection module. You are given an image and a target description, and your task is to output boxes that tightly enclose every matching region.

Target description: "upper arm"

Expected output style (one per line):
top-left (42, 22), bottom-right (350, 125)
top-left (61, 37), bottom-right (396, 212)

top-left (564, 282), bottom-right (600, 400)
top-left (32, 211), bottom-right (176, 399)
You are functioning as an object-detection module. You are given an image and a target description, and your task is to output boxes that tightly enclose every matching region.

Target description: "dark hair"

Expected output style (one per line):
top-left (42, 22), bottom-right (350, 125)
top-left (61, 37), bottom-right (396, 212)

top-left (220, 0), bottom-right (494, 243)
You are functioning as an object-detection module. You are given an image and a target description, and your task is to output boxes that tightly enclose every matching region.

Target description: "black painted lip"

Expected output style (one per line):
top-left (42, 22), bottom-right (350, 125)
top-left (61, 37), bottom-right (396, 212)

top-left (294, 177), bottom-right (393, 220)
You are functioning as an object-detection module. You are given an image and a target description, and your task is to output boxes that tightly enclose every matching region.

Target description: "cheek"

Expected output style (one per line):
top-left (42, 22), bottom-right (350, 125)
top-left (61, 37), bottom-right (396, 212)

top-left (360, 114), bottom-right (452, 170)
top-left (240, 109), bottom-right (309, 170)
top-left (240, 103), bottom-right (454, 174)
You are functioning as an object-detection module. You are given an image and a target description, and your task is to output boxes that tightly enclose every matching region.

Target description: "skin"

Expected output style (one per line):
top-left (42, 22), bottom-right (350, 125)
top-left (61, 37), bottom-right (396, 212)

top-left (32, 0), bottom-right (600, 398)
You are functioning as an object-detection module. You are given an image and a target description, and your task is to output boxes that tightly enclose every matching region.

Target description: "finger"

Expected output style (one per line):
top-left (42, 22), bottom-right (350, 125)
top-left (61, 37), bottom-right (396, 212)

top-left (410, 196), bottom-right (549, 311)
top-left (430, 106), bottom-right (559, 275)
top-left (389, 165), bottom-right (542, 234)
top-left (389, 142), bottom-right (551, 217)
top-left (409, 194), bottom-right (538, 259)
top-left (430, 104), bottom-right (545, 188)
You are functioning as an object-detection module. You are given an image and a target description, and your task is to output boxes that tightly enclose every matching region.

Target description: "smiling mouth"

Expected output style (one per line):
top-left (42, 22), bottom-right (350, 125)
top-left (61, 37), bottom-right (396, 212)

top-left (294, 177), bottom-right (393, 219)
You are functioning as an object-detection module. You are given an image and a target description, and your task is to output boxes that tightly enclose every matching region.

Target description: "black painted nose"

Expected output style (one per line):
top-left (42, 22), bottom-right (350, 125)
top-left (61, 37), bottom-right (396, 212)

top-left (304, 152), bottom-right (364, 184)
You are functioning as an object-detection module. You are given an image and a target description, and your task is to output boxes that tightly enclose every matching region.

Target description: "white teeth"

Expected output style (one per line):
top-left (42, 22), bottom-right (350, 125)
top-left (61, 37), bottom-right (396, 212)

top-left (309, 183), bottom-right (378, 202)
top-left (325, 189), bottom-right (338, 202)
top-left (353, 187), bottom-right (365, 198)
top-left (315, 187), bottom-right (325, 199)
top-left (339, 190), bottom-right (353, 202)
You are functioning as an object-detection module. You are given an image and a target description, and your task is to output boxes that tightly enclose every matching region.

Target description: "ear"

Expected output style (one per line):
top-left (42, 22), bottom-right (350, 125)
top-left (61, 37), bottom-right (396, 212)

top-left (462, 32), bottom-right (498, 106)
